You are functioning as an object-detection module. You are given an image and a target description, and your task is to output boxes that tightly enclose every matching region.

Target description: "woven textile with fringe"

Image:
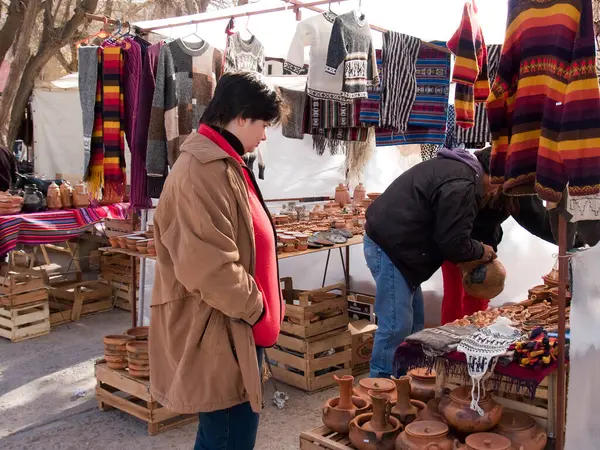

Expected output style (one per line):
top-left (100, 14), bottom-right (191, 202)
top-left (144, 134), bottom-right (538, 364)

top-left (102, 46), bottom-right (127, 199)
top-left (345, 128), bottom-right (375, 186)
top-left (86, 48), bottom-right (104, 199)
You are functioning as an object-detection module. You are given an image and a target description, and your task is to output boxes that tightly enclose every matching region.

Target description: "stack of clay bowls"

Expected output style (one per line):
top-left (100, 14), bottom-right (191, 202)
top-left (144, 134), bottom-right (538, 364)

top-left (104, 334), bottom-right (135, 370)
top-left (126, 340), bottom-right (149, 378)
top-left (126, 326), bottom-right (149, 340)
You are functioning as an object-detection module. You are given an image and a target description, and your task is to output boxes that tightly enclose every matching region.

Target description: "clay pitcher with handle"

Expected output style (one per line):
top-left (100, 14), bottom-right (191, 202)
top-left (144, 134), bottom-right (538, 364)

top-left (390, 375), bottom-right (419, 426)
top-left (322, 375), bottom-right (371, 434)
top-left (349, 390), bottom-right (402, 450)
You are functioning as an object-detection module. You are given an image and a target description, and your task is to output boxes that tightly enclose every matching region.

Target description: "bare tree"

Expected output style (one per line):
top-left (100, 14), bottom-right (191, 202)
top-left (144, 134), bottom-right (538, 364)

top-left (0, 0), bottom-right (26, 69)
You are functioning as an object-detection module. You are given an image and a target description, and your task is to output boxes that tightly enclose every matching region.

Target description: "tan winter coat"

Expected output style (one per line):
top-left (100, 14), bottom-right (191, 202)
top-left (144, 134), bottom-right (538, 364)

top-left (149, 132), bottom-right (264, 414)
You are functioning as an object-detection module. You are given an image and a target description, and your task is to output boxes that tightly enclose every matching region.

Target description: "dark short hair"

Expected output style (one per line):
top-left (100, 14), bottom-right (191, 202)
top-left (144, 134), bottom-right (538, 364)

top-left (474, 146), bottom-right (491, 175)
top-left (201, 72), bottom-right (287, 127)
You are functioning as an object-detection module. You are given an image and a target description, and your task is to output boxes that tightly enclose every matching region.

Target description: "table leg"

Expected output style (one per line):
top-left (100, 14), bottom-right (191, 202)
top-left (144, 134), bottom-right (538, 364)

top-left (321, 249), bottom-right (332, 288)
top-left (345, 244), bottom-right (351, 292)
top-left (131, 255), bottom-right (137, 328)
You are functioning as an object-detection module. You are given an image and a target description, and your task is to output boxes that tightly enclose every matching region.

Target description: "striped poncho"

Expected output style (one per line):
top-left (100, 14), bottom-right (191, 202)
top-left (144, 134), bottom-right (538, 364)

top-left (487, 0), bottom-right (600, 202)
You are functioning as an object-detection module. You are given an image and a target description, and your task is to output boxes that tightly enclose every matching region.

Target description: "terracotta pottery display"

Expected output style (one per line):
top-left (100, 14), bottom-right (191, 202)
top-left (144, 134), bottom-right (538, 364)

top-left (353, 183), bottom-right (367, 206)
top-left (438, 386), bottom-right (503, 434)
top-left (296, 234), bottom-right (309, 251)
top-left (104, 334), bottom-right (134, 370)
top-left (457, 432), bottom-right (513, 450)
top-left (72, 182), bottom-right (90, 208)
top-left (126, 326), bottom-right (149, 340)
top-left (462, 259), bottom-right (506, 300)
top-left (367, 192), bottom-right (381, 200)
top-left (117, 235), bottom-right (128, 249)
top-left (280, 235), bottom-right (296, 253)
top-left (492, 411), bottom-right (546, 450)
top-left (126, 340), bottom-right (149, 378)
top-left (60, 181), bottom-right (73, 208)
top-left (136, 240), bottom-right (149, 254)
top-left (349, 391), bottom-right (402, 450)
top-left (527, 285), bottom-right (551, 301)
top-left (322, 375), bottom-right (371, 433)
top-left (409, 368), bottom-right (437, 403)
top-left (390, 376), bottom-right (419, 426)
top-left (108, 236), bottom-right (120, 248)
top-left (396, 420), bottom-right (454, 450)
top-left (47, 182), bottom-right (62, 210)
top-left (335, 184), bottom-right (351, 207)
top-left (417, 398), bottom-right (446, 423)
top-left (104, 334), bottom-right (135, 349)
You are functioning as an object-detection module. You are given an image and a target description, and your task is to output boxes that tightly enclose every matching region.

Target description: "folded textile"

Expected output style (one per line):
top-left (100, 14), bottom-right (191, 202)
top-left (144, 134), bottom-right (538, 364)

top-left (512, 328), bottom-right (558, 368)
top-left (78, 46), bottom-right (100, 177)
top-left (279, 86), bottom-right (306, 140)
top-left (406, 324), bottom-right (479, 358)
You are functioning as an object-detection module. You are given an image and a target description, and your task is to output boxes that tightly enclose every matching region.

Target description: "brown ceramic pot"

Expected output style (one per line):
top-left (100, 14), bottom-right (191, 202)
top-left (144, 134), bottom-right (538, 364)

top-left (439, 386), bottom-right (502, 434)
top-left (126, 326), bottom-right (149, 340)
top-left (126, 340), bottom-right (148, 355)
top-left (322, 375), bottom-right (371, 433)
top-left (409, 368), bottom-right (437, 403)
top-left (417, 398), bottom-right (446, 423)
top-left (492, 411), bottom-right (546, 450)
top-left (104, 334), bottom-right (135, 350)
top-left (396, 420), bottom-right (454, 450)
top-left (349, 391), bottom-right (402, 450)
top-left (390, 376), bottom-right (419, 426)
top-left (456, 432), bottom-right (513, 450)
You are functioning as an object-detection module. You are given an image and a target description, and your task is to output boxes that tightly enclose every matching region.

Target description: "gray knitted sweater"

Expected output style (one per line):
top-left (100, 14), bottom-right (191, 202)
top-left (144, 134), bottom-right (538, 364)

top-left (146, 39), bottom-right (222, 198)
top-left (325, 11), bottom-right (379, 99)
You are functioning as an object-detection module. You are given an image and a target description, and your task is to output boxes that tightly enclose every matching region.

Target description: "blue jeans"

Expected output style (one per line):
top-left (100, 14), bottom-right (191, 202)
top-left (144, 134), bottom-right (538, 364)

top-left (194, 348), bottom-right (264, 450)
top-left (363, 235), bottom-right (424, 378)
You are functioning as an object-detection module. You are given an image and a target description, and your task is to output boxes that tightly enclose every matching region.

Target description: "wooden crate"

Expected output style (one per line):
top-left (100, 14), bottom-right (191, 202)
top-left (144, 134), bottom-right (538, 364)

top-left (49, 280), bottom-right (113, 324)
top-left (95, 360), bottom-right (197, 435)
top-left (281, 277), bottom-right (349, 338)
top-left (0, 268), bottom-right (46, 309)
top-left (0, 301), bottom-right (50, 342)
top-left (300, 426), bottom-right (355, 449)
top-left (266, 328), bottom-right (352, 392)
top-left (436, 363), bottom-right (558, 438)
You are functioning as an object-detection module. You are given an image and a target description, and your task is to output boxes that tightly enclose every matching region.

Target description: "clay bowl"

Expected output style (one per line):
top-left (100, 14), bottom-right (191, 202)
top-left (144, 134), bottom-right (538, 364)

top-left (105, 354), bottom-right (128, 364)
top-left (126, 340), bottom-right (148, 356)
top-left (108, 237), bottom-right (120, 248)
top-left (104, 348), bottom-right (128, 357)
top-left (128, 355), bottom-right (150, 366)
top-left (117, 236), bottom-right (128, 249)
top-left (104, 334), bottom-right (135, 351)
top-left (107, 361), bottom-right (128, 370)
top-left (322, 396), bottom-right (371, 434)
top-left (126, 326), bottom-right (149, 340)
top-left (366, 192), bottom-right (381, 200)
top-left (128, 366), bottom-right (149, 378)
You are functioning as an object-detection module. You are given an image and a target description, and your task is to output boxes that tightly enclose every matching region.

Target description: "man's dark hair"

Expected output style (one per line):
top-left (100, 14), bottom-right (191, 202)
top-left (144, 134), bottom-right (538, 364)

top-left (201, 72), bottom-right (287, 127)
top-left (474, 146), bottom-right (491, 175)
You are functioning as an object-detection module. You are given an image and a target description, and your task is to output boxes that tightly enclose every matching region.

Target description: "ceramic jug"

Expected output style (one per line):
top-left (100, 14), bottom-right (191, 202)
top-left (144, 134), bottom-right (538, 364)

top-left (22, 185), bottom-right (44, 213)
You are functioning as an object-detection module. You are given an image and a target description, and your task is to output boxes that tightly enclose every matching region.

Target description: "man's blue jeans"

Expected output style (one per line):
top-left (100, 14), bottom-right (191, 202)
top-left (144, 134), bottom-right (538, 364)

top-left (363, 235), bottom-right (424, 378)
top-left (194, 347), bottom-right (264, 450)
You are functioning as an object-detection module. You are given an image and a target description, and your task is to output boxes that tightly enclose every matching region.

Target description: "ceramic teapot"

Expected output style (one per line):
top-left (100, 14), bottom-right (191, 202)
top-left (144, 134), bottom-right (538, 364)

top-left (438, 386), bottom-right (503, 434)
top-left (349, 390), bottom-right (402, 450)
top-left (491, 411), bottom-right (546, 450)
top-left (409, 368), bottom-right (437, 404)
top-left (396, 421), bottom-right (454, 450)
top-left (322, 375), bottom-right (371, 434)
top-left (22, 185), bottom-right (44, 213)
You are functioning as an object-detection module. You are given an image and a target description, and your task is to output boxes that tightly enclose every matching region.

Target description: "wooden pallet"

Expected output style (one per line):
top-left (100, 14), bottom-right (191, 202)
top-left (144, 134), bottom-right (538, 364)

top-left (266, 327), bottom-right (352, 392)
top-left (48, 280), bottom-right (113, 324)
top-left (95, 360), bottom-right (197, 435)
top-left (300, 426), bottom-right (355, 449)
top-left (280, 278), bottom-right (349, 339)
top-left (0, 300), bottom-right (50, 342)
top-left (437, 363), bottom-right (558, 438)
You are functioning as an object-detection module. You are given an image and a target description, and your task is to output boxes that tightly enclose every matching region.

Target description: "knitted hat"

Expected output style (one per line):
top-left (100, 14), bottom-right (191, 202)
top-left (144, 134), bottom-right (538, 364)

top-left (474, 146), bottom-right (491, 175)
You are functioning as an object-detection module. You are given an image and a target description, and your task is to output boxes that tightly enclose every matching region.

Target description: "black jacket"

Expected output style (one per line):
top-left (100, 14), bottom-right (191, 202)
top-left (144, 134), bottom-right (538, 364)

top-left (365, 158), bottom-right (484, 289)
top-left (471, 196), bottom-right (555, 251)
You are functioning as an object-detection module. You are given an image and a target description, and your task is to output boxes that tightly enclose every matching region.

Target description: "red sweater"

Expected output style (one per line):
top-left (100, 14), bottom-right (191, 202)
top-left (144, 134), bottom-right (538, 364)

top-left (198, 125), bottom-right (282, 347)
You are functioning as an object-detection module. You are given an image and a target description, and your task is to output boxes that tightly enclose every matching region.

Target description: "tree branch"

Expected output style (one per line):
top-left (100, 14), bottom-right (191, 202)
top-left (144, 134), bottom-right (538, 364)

top-left (0, 0), bottom-right (26, 69)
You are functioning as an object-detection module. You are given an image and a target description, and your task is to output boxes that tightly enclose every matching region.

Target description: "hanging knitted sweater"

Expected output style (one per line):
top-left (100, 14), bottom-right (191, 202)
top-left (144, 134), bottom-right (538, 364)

top-left (487, 0), bottom-right (600, 202)
top-left (448, 0), bottom-right (489, 129)
top-left (224, 33), bottom-right (265, 73)
top-left (325, 11), bottom-right (379, 100)
top-left (285, 12), bottom-right (348, 101)
top-left (146, 39), bottom-right (223, 198)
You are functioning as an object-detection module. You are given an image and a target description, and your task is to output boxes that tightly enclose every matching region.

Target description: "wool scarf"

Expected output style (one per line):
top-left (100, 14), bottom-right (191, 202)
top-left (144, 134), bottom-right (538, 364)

top-left (380, 32), bottom-right (421, 133)
top-left (86, 48), bottom-right (104, 198)
top-left (102, 46), bottom-right (126, 198)
top-left (78, 46), bottom-right (100, 176)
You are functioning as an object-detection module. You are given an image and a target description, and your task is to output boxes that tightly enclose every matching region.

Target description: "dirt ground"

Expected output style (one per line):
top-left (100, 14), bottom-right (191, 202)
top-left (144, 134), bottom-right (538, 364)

top-left (0, 309), bottom-right (333, 450)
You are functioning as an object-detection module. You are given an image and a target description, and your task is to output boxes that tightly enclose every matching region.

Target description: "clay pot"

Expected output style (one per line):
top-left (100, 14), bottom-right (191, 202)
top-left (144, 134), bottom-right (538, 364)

top-left (147, 240), bottom-right (156, 256)
top-left (353, 183), bottom-right (367, 206)
top-left (492, 411), bottom-right (546, 450)
top-left (418, 398), bottom-right (446, 423)
top-left (456, 432), bottom-right (513, 450)
top-left (462, 260), bottom-right (506, 300)
top-left (296, 234), bottom-right (309, 251)
top-left (72, 182), bottom-right (90, 208)
top-left (396, 420), bottom-right (454, 450)
top-left (390, 376), bottom-right (419, 426)
top-left (136, 240), bottom-right (149, 254)
top-left (108, 237), bottom-right (120, 248)
top-left (349, 391), bottom-right (402, 450)
top-left (356, 378), bottom-right (397, 404)
top-left (335, 183), bottom-right (351, 207)
top-left (104, 334), bottom-right (135, 350)
top-left (126, 326), bottom-right (149, 340)
top-left (117, 236), bottom-right (128, 249)
top-left (280, 236), bottom-right (297, 253)
top-left (439, 386), bottom-right (503, 434)
top-left (367, 192), bottom-right (381, 200)
top-left (128, 366), bottom-right (149, 378)
top-left (60, 181), bottom-right (73, 208)
top-left (126, 340), bottom-right (148, 355)
top-left (409, 368), bottom-right (437, 404)
top-left (322, 375), bottom-right (371, 433)
top-left (47, 182), bottom-right (62, 210)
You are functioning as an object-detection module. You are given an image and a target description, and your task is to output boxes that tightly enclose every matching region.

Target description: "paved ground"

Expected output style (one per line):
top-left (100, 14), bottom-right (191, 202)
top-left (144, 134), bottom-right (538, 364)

top-left (0, 309), bottom-right (332, 450)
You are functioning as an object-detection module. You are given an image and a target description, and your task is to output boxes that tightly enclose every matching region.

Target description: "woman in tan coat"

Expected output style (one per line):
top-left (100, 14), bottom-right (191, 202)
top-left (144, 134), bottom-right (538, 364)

top-left (149, 72), bottom-right (286, 450)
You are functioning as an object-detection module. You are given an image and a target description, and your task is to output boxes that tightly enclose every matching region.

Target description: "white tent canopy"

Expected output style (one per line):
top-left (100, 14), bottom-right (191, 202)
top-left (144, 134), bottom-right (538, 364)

top-left (134, 0), bottom-right (508, 59)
